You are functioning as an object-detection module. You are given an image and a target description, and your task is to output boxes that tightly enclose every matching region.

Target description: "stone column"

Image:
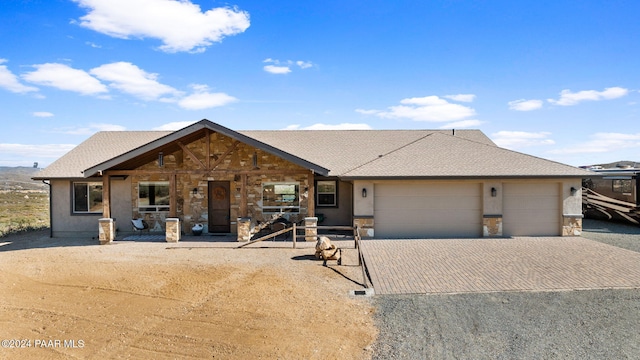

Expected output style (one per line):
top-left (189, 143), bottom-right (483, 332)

top-left (165, 218), bottom-right (181, 243)
top-left (305, 217), bottom-right (318, 241)
top-left (237, 217), bottom-right (251, 242)
top-left (98, 218), bottom-right (115, 245)
top-left (353, 216), bottom-right (374, 238)
top-left (562, 214), bottom-right (583, 236)
top-left (482, 215), bottom-right (503, 237)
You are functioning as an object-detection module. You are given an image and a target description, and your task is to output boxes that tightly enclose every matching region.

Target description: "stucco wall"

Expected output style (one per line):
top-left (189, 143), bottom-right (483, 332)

top-left (50, 179), bottom-right (103, 238)
top-left (351, 178), bottom-right (583, 238)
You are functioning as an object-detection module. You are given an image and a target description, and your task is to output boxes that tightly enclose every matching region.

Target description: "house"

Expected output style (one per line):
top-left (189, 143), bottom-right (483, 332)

top-left (33, 119), bottom-right (588, 241)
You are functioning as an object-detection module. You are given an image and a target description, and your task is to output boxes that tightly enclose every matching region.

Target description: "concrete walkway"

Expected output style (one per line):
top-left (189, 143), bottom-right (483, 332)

top-left (359, 237), bottom-right (640, 295)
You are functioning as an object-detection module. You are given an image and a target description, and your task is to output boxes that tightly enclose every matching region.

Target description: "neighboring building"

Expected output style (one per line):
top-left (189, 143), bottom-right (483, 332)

top-left (33, 119), bottom-right (588, 239)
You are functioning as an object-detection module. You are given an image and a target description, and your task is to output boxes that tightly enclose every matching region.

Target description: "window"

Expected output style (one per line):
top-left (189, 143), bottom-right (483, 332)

top-left (73, 182), bottom-right (103, 213)
top-left (262, 183), bottom-right (299, 213)
top-left (138, 181), bottom-right (170, 211)
top-left (612, 179), bottom-right (632, 193)
top-left (316, 180), bottom-right (337, 207)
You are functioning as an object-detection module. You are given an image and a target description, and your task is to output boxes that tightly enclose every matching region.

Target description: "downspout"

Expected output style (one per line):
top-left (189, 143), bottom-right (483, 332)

top-left (42, 180), bottom-right (52, 238)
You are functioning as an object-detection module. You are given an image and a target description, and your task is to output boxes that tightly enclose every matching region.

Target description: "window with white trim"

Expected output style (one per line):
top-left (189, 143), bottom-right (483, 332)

top-left (138, 181), bottom-right (170, 212)
top-left (73, 182), bottom-right (103, 213)
top-left (316, 180), bottom-right (337, 207)
top-left (262, 183), bottom-right (300, 213)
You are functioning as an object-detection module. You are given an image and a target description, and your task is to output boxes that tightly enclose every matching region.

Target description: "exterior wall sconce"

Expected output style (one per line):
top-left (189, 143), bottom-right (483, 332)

top-left (491, 187), bottom-right (497, 197)
top-left (158, 152), bottom-right (164, 167)
top-left (362, 188), bottom-right (367, 198)
top-left (570, 187), bottom-right (577, 196)
top-left (192, 187), bottom-right (198, 196)
top-left (252, 152), bottom-right (258, 169)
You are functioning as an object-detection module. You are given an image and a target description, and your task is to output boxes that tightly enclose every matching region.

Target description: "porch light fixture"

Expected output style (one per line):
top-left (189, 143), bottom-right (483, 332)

top-left (158, 152), bottom-right (164, 167)
top-left (362, 188), bottom-right (367, 198)
top-left (570, 187), bottom-right (577, 196)
top-left (491, 187), bottom-right (497, 197)
top-left (192, 187), bottom-right (198, 196)
top-left (252, 152), bottom-right (258, 169)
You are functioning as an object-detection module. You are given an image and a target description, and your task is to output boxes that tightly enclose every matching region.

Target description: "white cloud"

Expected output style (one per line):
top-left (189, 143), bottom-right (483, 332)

top-left (90, 62), bottom-right (180, 101)
top-left (0, 143), bottom-right (77, 167)
top-left (55, 123), bottom-right (126, 135)
top-left (153, 121), bottom-right (198, 131)
top-left (0, 59), bottom-right (39, 94)
top-left (508, 99), bottom-right (543, 111)
top-left (444, 94), bottom-right (476, 102)
top-left (263, 58), bottom-right (313, 74)
top-left (358, 95), bottom-right (476, 122)
top-left (296, 61), bottom-right (313, 69)
top-left (33, 112), bottom-right (54, 118)
top-left (263, 65), bottom-right (291, 74)
top-left (22, 63), bottom-right (108, 96)
top-left (548, 132), bottom-right (640, 155)
top-left (438, 119), bottom-right (484, 129)
top-left (355, 109), bottom-right (380, 115)
top-left (73, 0), bottom-right (250, 53)
top-left (491, 131), bottom-right (555, 149)
top-left (85, 41), bottom-right (101, 48)
top-left (548, 87), bottom-right (628, 106)
top-left (177, 84), bottom-right (237, 110)
top-left (283, 123), bottom-right (372, 130)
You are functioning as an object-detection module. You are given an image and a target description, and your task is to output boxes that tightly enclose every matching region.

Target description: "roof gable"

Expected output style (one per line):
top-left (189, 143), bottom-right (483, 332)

top-left (82, 120), bottom-right (329, 177)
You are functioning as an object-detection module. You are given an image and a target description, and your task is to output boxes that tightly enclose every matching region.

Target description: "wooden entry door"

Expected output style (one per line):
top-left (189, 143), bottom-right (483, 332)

top-left (208, 181), bottom-right (230, 233)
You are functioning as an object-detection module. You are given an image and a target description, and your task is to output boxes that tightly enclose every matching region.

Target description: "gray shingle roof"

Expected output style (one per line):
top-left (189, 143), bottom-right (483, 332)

top-left (33, 120), bottom-right (589, 179)
top-left (33, 131), bottom-right (170, 179)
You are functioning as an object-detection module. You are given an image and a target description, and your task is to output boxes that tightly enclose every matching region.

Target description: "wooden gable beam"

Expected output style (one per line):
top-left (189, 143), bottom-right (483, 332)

top-left (177, 140), bottom-right (206, 169)
top-left (210, 140), bottom-right (240, 170)
top-left (205, 129), bottom-right (211, 170)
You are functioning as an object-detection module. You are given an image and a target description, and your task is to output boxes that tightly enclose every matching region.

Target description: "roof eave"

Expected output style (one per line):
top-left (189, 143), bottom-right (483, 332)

top-left (339, 174), bottom-right (590, 181)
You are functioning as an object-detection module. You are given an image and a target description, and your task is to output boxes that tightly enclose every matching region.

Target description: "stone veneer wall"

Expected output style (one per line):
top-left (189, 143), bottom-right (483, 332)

top-left (353, 216), bottom-right (374, 238)
top-left (131, 132), bottom-right (312, 233)
top-left (482, 215), bottom-right (503, 237)
top-left (562, 215), bottom-right (582, 236)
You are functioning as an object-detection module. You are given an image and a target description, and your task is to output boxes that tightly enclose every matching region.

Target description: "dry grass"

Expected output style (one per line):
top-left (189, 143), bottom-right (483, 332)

top-left (0, 190), bottom-right (49, 237)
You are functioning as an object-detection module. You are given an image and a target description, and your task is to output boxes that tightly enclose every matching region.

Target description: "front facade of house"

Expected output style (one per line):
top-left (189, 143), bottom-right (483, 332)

top-left (34, 120), bottom-right (588, 240)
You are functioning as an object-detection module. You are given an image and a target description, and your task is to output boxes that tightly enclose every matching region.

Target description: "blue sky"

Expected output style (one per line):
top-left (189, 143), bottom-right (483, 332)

top-left (1, 0), bottom-right (639, 168)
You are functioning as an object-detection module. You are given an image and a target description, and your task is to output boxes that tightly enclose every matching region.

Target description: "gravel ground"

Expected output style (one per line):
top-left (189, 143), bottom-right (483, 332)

top-left (370, 219), bottom-right (640, 360)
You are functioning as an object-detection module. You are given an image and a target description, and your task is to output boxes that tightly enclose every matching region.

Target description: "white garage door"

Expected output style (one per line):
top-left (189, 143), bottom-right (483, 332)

top-left (374, 182), bottom-right (482, 238)
top-left (503, 183), bottom-right (561, 236)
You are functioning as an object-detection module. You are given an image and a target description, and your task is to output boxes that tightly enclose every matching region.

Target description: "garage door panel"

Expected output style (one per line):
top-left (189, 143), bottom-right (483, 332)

top-left (375, 196), bottom-right (480, 210)
top-left (376, 183), bottom-right (480, 197)
top-left (374, 183), bottom-right (481, 238)
top-left (504, 196), bottom-right (559, 210)
top-left (375, 209), bottom-right (481, 224)
top-left (503, 183), bottom-right (560, 236)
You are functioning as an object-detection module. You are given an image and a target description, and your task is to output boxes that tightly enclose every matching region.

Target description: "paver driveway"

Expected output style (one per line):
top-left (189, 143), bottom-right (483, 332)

top-left (358, 237), bottom-right (640, 295)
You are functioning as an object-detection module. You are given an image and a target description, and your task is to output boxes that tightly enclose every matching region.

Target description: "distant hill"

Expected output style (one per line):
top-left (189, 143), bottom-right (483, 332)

top-left (584, 160), bottom-right (639, 169)
top-left (0, 167), bottom-right (48, 191)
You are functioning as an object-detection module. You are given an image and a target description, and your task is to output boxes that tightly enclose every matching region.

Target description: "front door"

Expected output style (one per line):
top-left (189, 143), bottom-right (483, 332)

top-left (208, 181), bottom-right (230, 233)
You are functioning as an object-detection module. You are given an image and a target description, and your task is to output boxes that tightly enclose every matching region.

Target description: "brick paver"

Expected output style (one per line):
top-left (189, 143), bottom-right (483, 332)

top-left (359, 237), bottom-right (640, 295)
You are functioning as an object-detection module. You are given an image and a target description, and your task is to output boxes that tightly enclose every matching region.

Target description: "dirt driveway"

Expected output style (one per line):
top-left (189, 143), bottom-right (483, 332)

top-left (0, 231), bottom-right (376, 359)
